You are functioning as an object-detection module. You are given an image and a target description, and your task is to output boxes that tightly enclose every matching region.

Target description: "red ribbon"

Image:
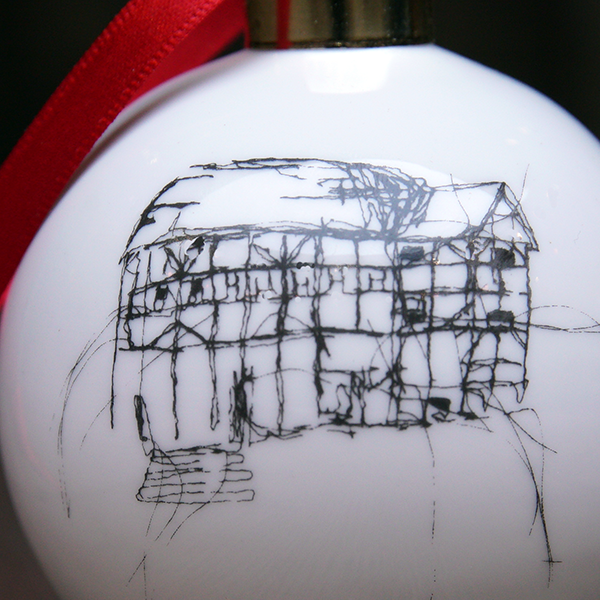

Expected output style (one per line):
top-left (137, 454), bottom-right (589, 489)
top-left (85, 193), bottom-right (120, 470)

top-left (0, 0), bottom-right (248, 299)
top-left (277, 0), bottom-right (292, 49)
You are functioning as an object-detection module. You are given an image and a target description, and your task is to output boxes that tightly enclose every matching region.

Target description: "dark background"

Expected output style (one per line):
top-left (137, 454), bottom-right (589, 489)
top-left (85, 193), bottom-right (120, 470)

top-left (2, 1), bottom-right (600, 164)
top-left (1, 1), bottom-right (600, 598)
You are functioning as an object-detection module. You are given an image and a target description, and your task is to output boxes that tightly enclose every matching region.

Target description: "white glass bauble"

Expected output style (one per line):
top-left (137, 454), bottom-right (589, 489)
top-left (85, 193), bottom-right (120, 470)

top-left (1, 45), bottom-right (600, 600)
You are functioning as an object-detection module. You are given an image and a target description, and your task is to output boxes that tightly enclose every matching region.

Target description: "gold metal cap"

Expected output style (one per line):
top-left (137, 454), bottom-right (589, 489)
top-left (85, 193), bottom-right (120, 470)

top-left (246, 0), bottom-right (434, 49)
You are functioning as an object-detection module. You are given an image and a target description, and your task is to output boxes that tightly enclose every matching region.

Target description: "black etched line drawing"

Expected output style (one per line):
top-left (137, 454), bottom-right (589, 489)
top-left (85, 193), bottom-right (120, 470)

top-left (62, 158), bottom-right (600, 586)
top-left (107, 158), bottom-right (556, 556)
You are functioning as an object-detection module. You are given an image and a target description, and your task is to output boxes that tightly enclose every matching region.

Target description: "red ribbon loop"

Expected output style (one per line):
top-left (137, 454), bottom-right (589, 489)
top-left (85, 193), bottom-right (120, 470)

top-left (0, 0), bottom-right (248, 298)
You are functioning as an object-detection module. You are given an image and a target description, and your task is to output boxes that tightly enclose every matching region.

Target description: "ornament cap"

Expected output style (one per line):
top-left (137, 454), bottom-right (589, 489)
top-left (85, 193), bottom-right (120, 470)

top-left (246, 0), bottom-right (434, 49)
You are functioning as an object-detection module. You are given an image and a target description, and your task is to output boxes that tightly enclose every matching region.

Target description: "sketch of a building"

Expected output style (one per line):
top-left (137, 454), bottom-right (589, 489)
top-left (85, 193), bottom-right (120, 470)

top-left (111, 159), bottom-right (538, 507)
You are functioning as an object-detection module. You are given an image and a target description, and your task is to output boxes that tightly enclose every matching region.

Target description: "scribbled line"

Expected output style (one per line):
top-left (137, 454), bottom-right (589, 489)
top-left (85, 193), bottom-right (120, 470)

top-left (137, 447), bottom-right (253, 503)
top-left (135, 393), bottom-right (254, 505)
top-left (100, 158), bottom-right (565, 569)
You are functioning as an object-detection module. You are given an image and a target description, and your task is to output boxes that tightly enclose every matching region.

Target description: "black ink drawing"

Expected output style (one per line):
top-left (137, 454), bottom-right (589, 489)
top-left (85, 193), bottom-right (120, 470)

top-left (109, 158), bottom-right (554, 554)
top-left (63, 158), bottom-right (600, 588)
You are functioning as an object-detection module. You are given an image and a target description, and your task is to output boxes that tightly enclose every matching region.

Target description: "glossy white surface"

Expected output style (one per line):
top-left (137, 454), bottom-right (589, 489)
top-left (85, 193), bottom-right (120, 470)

top-left (1, 46), bottom-right (600, 599)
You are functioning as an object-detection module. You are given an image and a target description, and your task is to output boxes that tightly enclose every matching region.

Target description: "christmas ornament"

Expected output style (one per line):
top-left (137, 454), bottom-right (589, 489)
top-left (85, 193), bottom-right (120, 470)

top-left (1, 1), bottom-right (600, 599)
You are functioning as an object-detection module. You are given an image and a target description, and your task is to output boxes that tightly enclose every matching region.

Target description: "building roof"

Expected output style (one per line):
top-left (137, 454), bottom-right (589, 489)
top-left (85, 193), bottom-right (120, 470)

top-left (125, 159), bottom-right (538, 257)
